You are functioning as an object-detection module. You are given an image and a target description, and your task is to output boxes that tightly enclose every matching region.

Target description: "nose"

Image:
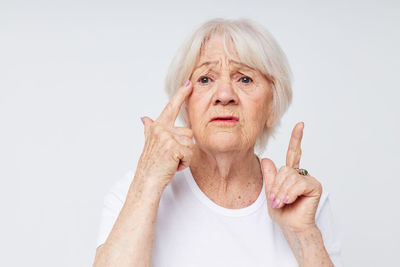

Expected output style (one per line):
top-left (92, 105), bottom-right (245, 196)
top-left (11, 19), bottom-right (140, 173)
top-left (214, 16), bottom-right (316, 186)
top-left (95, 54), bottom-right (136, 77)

top-left (212, 77), bottom-right (239, 106)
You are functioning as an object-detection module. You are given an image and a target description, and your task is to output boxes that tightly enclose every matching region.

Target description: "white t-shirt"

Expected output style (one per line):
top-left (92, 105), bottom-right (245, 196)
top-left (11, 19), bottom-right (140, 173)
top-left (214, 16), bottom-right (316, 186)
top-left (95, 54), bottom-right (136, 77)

top-left (97, 165), bottom-right (343, 267)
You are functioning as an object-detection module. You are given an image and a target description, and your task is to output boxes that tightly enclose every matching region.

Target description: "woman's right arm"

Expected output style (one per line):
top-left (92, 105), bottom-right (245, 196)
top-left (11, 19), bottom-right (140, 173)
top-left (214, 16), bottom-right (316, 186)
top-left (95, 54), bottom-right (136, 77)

top-left (93, 174), bottom-right (165, 267)
top-left (93, 80), bottom-right (194, 267)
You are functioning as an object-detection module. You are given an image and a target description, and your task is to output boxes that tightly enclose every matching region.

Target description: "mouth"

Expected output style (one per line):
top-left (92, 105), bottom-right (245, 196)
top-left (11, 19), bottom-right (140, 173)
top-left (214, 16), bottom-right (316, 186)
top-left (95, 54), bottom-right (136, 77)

top-left (210, 116), bottom-right (240, 122)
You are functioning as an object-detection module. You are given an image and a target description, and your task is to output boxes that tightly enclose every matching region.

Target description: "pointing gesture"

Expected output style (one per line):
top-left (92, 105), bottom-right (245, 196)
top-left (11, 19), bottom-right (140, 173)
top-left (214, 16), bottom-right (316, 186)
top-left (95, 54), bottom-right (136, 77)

top-left (156, 80), bottom-right (193, 126)
top-left (286, 121), bottom-right (304, 169)
top-left (138, 80), bottom-right (195, 190)
top-left (261, 122), bottom-right (323, 232)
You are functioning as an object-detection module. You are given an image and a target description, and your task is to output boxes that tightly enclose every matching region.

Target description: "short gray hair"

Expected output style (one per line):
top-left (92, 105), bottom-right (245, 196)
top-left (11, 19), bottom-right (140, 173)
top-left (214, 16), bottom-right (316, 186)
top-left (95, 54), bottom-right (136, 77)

top-left (164, 17), bottom-right (293, 155)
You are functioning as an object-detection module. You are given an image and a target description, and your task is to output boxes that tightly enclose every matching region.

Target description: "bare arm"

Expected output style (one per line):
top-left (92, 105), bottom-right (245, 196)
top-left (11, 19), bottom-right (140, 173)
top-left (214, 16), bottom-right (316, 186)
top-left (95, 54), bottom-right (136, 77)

top-left (261, 123), bottom-right (335, 266)
top-left (282, 225), bottom-right (334, 267)
top-left (93, 80), bottom-right (194, 267)
top-left (93, 176), bottom-right (165, 267)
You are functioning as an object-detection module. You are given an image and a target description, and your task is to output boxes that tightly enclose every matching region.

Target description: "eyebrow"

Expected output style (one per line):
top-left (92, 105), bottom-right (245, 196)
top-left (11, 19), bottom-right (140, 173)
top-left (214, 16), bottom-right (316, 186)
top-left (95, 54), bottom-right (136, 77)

top-left (193, 59), bottom-right (255, 72)
top-left (192, 59), bottom-right (275, 85)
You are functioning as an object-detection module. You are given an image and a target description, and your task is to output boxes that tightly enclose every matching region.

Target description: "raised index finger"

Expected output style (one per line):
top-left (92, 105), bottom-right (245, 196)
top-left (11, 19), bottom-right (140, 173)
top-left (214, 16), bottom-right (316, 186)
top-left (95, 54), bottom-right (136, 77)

top-left (285, 122), bottom-right (304, 168)
top-left (157, 80), bottom-right (193, 126)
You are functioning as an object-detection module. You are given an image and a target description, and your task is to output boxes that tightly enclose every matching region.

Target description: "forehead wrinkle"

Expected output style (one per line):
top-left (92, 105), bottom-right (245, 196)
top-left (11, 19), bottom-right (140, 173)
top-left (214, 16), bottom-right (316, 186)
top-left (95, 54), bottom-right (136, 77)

top-left (193, 58), bottom-right (255, 74)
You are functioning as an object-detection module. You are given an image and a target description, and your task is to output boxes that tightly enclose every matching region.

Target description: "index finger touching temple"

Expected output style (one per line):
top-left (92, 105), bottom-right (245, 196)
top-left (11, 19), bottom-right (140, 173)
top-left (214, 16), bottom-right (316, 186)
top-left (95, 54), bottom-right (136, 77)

top-left (157, 80), bottom-right (193, 126)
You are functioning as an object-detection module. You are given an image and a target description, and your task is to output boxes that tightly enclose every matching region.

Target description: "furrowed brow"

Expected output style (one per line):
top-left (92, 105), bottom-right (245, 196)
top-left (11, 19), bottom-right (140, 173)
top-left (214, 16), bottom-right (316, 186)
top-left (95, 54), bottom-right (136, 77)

top-left (193, 59), bottom-right (255, 72)
top-left (194, 60), bottom-right (219, 71)
top-left (230, 60), bottom-right (256, 71)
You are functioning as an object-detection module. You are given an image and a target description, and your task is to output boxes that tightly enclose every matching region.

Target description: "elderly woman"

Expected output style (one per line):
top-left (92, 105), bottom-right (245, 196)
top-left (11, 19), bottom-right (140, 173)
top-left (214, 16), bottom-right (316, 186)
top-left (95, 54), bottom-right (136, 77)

top-left (93, 18), bottom-right (342, 267)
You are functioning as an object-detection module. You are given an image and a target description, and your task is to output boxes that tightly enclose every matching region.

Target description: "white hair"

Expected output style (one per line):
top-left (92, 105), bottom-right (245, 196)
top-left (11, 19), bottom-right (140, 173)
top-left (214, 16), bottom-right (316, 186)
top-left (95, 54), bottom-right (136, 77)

top-left (164, 17), bottom-right (293, 155)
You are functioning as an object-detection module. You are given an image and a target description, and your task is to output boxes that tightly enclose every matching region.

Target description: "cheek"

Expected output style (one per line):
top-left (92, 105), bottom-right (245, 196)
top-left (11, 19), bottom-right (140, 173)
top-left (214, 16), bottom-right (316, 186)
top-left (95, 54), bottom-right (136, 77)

top-left (187, 94), bottom-right (208, 124)
top-left (191, 85), bottom-right (214, 100)
top-left (192, 83), bottom-right (211, 92)
top-left (188, 88), bottom-right (212, 109)
top-left (243, 97), bottom-right (269, 129)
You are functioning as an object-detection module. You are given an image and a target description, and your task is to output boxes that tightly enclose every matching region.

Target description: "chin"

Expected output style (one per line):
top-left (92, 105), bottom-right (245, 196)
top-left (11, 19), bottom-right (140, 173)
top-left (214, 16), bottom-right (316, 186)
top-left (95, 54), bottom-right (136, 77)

top-left (204, 134), bottom-right (242, 152)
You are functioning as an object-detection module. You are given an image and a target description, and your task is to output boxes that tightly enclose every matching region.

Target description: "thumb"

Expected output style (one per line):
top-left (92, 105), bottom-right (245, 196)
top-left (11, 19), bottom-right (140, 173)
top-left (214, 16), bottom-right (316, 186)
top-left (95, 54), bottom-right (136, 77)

top-left (261, 158), bottom-right (277, 197)
top-left (141, 116), bottom-right (154, 135)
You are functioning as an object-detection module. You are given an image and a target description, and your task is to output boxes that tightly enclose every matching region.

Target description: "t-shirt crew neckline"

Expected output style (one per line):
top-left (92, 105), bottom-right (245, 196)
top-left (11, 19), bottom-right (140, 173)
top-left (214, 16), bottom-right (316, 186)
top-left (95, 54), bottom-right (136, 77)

top-left (183, 157), bottom-right (266, 217)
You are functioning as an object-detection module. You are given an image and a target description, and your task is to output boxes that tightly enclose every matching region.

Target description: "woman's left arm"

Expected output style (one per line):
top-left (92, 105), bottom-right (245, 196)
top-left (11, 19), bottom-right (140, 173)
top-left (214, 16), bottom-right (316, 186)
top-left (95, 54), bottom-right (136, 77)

top-left (281, 225), bottom-right (334, 267)
top-left (261, 122), bottom-right (339, 267)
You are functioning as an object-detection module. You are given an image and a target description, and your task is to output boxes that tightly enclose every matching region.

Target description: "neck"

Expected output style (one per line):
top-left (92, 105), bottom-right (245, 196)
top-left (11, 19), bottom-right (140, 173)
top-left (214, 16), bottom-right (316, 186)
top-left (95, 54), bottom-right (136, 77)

top-left (189, 145), bottom-right (263, 197)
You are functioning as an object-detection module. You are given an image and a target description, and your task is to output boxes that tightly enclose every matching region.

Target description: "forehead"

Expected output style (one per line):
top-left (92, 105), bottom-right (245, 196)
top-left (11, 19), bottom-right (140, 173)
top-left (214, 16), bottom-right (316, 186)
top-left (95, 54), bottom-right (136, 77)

top-left (194, 59), bottom-right (254, 73)
top-left (198, 34), bottom-right (239, 61)
top-left (194, 34), bottom-right (256, 72)
top-left (191, 33), bottom-right (274, 84)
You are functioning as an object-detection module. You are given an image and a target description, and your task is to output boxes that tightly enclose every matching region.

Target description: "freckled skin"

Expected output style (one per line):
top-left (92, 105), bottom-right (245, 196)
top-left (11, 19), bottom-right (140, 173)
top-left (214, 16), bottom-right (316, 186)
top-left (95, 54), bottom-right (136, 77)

top-left (93, 29), bottom-right (334, 267)
top-left (186, 35), bottom-right (274, 154)
top-left (184, 34), bottom-right (275, 208)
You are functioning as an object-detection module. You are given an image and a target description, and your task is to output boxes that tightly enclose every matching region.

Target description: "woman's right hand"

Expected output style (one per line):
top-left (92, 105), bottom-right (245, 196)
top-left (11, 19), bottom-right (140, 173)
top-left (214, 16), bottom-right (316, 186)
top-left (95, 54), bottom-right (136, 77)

top-left (136, 80), bottom-right (195, 190)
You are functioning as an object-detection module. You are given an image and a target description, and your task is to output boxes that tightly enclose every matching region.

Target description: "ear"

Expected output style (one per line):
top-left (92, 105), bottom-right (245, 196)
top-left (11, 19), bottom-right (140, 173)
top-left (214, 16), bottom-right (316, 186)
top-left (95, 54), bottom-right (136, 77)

top-left (264, 85), bottom-right (275, 128)
top-left (265, 109), bottom-right (276, 128)
top-left (265, 95), bottom-right (276, 128)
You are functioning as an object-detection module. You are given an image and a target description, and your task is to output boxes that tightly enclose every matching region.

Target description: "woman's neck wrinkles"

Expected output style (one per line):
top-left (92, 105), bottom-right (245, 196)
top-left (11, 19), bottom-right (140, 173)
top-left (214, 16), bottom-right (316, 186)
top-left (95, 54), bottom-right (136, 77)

top-left (189, 145), bottom-right (263, 197)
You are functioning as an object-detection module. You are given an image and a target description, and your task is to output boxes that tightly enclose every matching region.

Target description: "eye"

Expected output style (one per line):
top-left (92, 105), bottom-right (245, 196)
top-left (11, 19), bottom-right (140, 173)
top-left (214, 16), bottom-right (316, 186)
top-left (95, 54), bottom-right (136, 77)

top-left (240, 76), bottom-right (253, 84)
top-left (198, 76), bottom-right (212, 84)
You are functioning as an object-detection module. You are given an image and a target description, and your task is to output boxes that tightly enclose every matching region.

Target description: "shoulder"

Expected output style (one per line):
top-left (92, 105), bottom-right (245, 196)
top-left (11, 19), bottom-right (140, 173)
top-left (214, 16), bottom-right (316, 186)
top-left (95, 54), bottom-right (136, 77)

top-left (103, 169), bottom-right (135, 205)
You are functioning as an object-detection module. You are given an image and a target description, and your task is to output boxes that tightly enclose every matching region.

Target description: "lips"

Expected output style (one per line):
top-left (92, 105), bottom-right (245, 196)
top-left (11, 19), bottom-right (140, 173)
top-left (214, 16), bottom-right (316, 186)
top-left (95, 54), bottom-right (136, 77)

top-left (210, 116), bottom-right (239, 122)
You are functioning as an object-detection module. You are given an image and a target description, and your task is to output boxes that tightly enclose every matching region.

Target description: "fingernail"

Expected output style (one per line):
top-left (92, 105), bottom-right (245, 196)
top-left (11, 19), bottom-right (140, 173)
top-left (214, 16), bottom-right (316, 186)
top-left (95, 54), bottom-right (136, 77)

top-left (184, 80), bottom-right (190, 87)
top-left (273, 199), bottom-right (280, 208)
top-left (269, 194), bottom-right (275, 202)
top-left (283, 196), bottom-right (289, 203)
top-left (140, 117), bottom-right (144, 125)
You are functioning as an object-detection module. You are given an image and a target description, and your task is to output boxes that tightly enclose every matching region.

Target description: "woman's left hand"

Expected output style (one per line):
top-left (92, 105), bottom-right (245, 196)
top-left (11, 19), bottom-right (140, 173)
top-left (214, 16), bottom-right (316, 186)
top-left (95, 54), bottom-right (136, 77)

top-left (261, 122), bottom-right (323, 232)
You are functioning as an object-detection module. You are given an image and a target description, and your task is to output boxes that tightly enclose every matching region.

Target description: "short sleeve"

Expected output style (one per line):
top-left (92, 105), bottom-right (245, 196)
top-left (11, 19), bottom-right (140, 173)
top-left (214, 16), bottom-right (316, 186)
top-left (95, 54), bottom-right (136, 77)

top-left (315, 190), bottom-right (344, 267)
top-left (96, 169), bottom-right (135, 248)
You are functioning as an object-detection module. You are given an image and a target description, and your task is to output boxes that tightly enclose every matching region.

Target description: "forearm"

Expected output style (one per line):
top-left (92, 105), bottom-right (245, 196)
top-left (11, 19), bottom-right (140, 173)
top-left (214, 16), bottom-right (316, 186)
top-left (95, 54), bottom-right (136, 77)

top-left (282, 225), bottom-right (334, 267)
top-left (93, 175), bottom-right (165, 267)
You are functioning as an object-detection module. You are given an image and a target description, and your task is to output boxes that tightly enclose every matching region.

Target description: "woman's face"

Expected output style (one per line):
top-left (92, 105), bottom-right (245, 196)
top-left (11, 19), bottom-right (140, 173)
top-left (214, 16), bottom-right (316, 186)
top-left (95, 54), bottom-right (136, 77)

top-left (186, 34), bottom-right (274, 152)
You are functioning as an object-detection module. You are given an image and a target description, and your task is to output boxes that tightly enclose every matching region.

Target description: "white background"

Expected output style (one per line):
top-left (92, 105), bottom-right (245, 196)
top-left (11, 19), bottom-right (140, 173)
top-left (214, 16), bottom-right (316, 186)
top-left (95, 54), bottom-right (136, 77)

top-left (1, 0), bottom-right (399, 266)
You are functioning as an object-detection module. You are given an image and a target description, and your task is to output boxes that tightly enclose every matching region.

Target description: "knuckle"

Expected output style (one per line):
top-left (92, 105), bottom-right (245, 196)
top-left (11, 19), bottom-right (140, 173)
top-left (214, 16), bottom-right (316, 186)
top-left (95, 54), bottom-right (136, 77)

top-left (180, 135), bottom-right (190, 142)
top-left (279, 165), bottom-right (286, 172)
top-left (170, 151), bottom-right (180, 161)
top-left (182, 127), bottom-right (193, 136)
top-left (290, 172), bottom-right (300, 181)
top-left (272, 183), bottom-right (280, 192)
top-left (284, 193), bottom-right (295, 203)
top-left (181, 135), bottom-right (194, 148)
top-left (183, 138), bottom-right (192, 148)
top-left (276, 189), bottom-right (286, 198)
top-left (286, 174), bottom-right (297, 185)
top-left (299, 178), bottom-right (308, 188)
top-left (165, 137), bottom-right (176, 148)
top-left (289, 167), bottom-right (298, 174)
top-left (152, 124), bottom-right (163, 135)
top-left (175, 135), bottom-right (187, 146)
top-left (159, 131), bottom-right (171, 142)
top-left (314, 179), bottom-right (322, 191)
top-left (165, 102), bottom-right (173, 113)
top-left (310, 176), bottom-right (319, 184)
